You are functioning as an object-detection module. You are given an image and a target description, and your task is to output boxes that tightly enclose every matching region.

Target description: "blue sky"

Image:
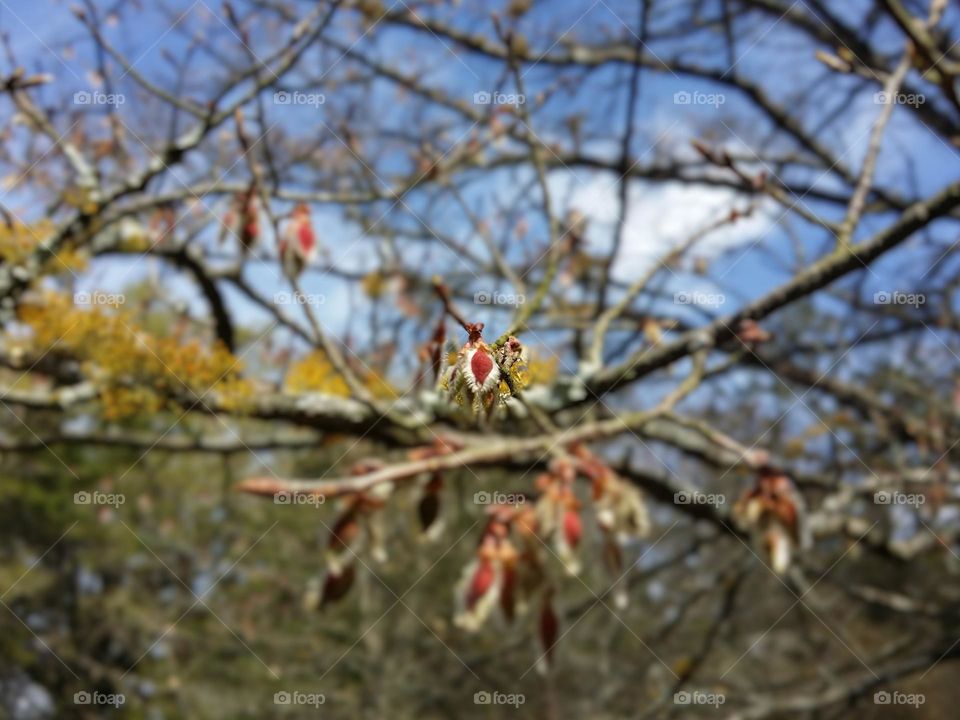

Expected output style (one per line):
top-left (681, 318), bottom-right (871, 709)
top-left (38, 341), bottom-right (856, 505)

top-left (1, 0), bottom-right (958, 385)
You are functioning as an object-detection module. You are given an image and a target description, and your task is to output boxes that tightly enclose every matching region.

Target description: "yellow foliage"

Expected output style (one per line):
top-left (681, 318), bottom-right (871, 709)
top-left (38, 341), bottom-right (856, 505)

top-left (284, 351), bottom-right (396, 399)
top-left (284, 351), bottom-right (350, 396)
top-left (0, 221), bottom-right (88, 274)
top-left (672, 656), bottom-right (694, 678)
top-left (361, 271), bottom-right (386, 299)
top-left (17, 292), bottom-right (253, 419)
top-left (62, 186), bottom-right (99, 215)
top-left (802, 423), bottom-right (830, 439)
top-left (0, 221), bottom-right (50, 264)
top-left (100, 385), bottom-right (165, 419)
top-left (525, 354), bottom-right (558, 386)
top-left (357, 0), bottom-right (386, 25)
top-left (507, 358), bottom-right (529, 391)
top-left (48, 247), bottom-right (90, 273)
top-left (783, 437), bottom-right (806, 459)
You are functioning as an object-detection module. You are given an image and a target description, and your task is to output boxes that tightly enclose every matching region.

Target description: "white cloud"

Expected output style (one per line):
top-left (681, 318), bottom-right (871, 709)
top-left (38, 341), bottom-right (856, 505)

top-left (570, 177), bottom-right (777, 282)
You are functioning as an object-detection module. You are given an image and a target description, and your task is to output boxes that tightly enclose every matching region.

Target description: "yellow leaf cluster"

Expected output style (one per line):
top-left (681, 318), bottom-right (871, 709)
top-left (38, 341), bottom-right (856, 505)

top-left (503, 358), bottom-right (530, 393)
top-left (0, 221), bottom-right (50, 263)
top-left (525, 354), bottom-right (558, 386)
top-left (361, 271), bottom-right (386, 299)
top-left (284, 351), bottom-right (349, 396)
top-left (0, 221), bottom-right (88, 274)
top-left (284, 350), bottom-right (396, 399)
top-left (18, 292), bottom-right (253, 419)
top-left (62, 186), bottom-right (99, 215)
top-left (0, 223), bottom-right (40, 264)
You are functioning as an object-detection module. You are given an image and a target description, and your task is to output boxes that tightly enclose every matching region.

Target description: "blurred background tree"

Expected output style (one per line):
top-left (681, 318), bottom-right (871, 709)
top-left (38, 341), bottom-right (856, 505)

top-left (1, 0), bottom-right (960, 718)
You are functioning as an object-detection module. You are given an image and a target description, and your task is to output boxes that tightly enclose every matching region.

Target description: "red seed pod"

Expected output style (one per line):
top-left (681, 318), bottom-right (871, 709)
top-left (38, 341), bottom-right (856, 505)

top-left (539, 595), bottom-right (559, 665)
top-left (320, 564), bottom-right (355, 608)
top-left (279, 203), bottom-right (318, 278)
top-left (242, 213), bottom-right (258, 247)
top-left (221, 187), bottom-right (257, 250)
top-left (329, 508), bottom-right (360, 553)
top-left (563, 508), bottom-right (582, 548)
top-left (461, 345), bottom-right (499, 395)
top-left (470, 350), bottom-right (494, 386)
top-left (417, 492), bottom-right (440, 533)
top-left (736, 318), bottom-right (771, 345)
top-left (238, 188), bottom-right (259, 250)
top-left (757, 466), bottom-right (803, 543)
top-left (466, 556), bottom-right (496, 610)
top-left (295, 206), bottom-right (315, 253)
top-left (417, 473), bottom-right (443, 533)
top-left (735, 465), bottom-right (808, 574)
top-left (500, 562), bottom-right (517, 623)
